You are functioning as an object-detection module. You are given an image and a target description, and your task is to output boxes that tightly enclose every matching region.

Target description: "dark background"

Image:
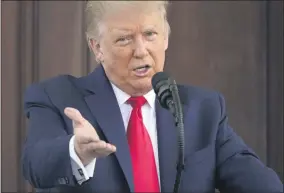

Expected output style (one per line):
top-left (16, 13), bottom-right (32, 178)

top-left (2, 1), bottom-right (283, 192)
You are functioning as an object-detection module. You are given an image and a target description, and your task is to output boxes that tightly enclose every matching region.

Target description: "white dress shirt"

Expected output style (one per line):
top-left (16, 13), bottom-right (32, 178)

top-left (69, 83), bottom-right (160, 185)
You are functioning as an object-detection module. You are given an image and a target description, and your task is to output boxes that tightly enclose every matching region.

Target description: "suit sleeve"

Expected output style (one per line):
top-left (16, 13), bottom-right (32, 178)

top-left (215, 93), bottom-right (283, 193)
top-left (22, 83), bottom-right (77, 188)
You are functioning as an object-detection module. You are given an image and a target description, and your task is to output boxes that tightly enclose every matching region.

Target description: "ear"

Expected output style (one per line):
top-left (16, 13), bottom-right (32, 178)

top-left (89, 39), bottom-right (103, 62)
top-left (164, 34), bottom-right (169, 51)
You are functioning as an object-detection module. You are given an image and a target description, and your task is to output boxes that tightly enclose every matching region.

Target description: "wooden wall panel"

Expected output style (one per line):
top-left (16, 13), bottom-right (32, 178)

top-left (2, 2), bottom-right (21, 192)
top-left (266, 0), bottom-right (284, 181)
top-left (37, 1), bottom-right (87, 79)
top-left (166, 1), bottom-right (268, 162)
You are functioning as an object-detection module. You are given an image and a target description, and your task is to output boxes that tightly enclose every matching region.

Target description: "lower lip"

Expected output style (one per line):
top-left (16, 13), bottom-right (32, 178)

top-left (133, 67), bottom-right (151, 77)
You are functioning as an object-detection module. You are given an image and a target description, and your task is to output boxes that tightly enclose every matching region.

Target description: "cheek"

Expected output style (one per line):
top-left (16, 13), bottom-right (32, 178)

top-left (105, 48), bottom-right (131, 67)
top-left (108, 46), bottom-right (133, 66)
top-left (114, 48), bottom-right (133, 60)
top-left (104, 49), bottom-right (134, 78)
top-left (150, 48), bottom-right (166, 70)
top-left (149, 39), bottom-right (166, 57)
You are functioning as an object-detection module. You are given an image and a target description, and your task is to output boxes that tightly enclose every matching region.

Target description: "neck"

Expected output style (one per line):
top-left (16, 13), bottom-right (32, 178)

top-left (111, 82), bottom-right (152, 97)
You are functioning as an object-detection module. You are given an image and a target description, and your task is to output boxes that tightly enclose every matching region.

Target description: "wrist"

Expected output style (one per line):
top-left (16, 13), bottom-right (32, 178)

top-left (74, 143), bottom-right (92, 166)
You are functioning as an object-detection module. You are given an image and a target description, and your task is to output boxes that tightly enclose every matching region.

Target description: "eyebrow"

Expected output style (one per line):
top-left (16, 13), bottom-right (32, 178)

top-left (111, 25), bottom-right (158, 33)
top-left (111, 28), bottom-right (133, 34)
top-left (143, 25), bottom-right (157, 30)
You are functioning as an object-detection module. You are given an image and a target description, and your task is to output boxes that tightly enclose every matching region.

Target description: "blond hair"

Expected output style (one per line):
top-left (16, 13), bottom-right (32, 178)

top-left (85, 1), bottom-right (171, 44)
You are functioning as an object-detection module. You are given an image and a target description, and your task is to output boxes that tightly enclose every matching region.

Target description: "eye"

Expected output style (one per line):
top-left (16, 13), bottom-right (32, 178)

top-left (116, 37), bottom-right (126, 42)
top-left (144, 31), bottom-right (157, 40)
top-left (116, 36), bottom-right (132, 44)
top-left (144, 31), bottom-right (156, 36)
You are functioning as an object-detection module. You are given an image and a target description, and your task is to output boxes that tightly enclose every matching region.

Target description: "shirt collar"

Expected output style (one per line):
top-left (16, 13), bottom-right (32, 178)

top-left (111, 83), bottom-right (156, 108)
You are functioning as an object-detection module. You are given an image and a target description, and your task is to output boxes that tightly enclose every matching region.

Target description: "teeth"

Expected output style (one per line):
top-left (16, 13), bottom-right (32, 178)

top-left (135, 65), bottom-right (149, 70)
top-left (135, 67), bottom-right (147, 72)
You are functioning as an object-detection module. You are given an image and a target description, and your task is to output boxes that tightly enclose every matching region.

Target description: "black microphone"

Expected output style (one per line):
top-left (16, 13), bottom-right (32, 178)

top-left (151, 72), bottom-right (185, 193)
top-left (151, 72), bottom-right (176, 114)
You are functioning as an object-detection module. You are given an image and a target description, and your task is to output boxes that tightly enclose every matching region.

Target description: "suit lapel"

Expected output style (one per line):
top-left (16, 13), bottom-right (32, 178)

top-left (79, 66), bottom-right (134, 192)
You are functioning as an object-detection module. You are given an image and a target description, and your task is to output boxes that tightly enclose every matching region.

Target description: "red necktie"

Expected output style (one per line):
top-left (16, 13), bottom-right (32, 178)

top-left (127, 96), bottom-right (160, 192)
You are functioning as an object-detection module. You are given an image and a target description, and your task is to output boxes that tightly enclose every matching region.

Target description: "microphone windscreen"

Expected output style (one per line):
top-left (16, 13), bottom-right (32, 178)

top-left (151, 72), bottom-right (170, 92)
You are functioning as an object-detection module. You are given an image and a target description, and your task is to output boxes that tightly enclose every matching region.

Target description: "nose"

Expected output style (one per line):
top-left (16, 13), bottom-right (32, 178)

top-left (133, 35), bottom-right (148, 59)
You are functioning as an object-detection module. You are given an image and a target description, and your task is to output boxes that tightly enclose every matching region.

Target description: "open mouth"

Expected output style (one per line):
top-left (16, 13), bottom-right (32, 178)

top-left (133, 64), bottom-right (151, 76)
top-left (134, 64), bottom-right (151, 72)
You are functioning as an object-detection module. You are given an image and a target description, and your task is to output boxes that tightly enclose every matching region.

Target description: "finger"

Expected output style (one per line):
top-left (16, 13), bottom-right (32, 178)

top-left (87, 141), bottom-right (116, 154)
top-left (91, 140), bottom-right (107, 149)
top-left (64, 107), bottom-right (86, 125)
top-left (96, 143), bottom-right (116, 153)
top-left (98, 147), bottom-right (116, 156)
top-left (76, 135), bottom-right (100, 144)
top-left (109, 144), bottom-right (116, 152)
top-left (95, 146), bottom-right (116, 157)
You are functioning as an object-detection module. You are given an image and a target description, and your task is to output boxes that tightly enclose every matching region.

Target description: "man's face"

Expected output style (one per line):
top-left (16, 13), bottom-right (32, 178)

top-left (90, 7), bottom-right (169, 96)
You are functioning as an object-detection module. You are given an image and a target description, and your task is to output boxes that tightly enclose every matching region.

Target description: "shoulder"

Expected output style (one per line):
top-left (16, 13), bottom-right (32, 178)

top-left (23, 74), bottom-right (79, 107)
top-left (24, 75), bottom-right (73, 97)
top-left (178, 84), bottom-right (226, 115)
top-left (178, 84), bottom-right (224, 103)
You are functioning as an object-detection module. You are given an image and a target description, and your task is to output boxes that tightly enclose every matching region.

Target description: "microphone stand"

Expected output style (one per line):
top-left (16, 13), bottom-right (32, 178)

top-left (167, 79), bottom-right (185, 193)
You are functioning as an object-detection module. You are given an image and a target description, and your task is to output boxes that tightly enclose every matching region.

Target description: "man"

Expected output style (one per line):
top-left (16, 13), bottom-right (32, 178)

top-left (22, 1), bottom-right (283, 193)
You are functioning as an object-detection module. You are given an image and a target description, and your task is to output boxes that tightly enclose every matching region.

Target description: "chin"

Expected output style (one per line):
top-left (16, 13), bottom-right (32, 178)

top-left (131, 80), bottom-right (152, 95)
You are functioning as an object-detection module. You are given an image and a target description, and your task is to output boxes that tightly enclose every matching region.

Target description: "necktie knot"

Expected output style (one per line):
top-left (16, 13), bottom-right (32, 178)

top-left (127, 96), bottom-right (146, 108)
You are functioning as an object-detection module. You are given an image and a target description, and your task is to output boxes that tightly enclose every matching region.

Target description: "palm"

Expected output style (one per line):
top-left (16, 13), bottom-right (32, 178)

top-left (64, 107), bottom-right (116, 165)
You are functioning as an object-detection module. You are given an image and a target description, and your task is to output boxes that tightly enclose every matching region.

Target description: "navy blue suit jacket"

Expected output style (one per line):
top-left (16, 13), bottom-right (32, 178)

top-left (22, 65), bottom-right (283, 193)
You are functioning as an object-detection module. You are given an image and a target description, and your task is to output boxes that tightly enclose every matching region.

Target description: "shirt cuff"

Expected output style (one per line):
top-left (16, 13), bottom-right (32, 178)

top-left (69, 135), bottom-right (96, 185)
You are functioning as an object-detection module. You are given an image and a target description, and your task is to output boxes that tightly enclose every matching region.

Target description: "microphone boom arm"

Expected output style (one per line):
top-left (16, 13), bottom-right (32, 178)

top-left (151, 72), bottom-right (185, 193)
top-left (169, 80), bottom-right (185, 193)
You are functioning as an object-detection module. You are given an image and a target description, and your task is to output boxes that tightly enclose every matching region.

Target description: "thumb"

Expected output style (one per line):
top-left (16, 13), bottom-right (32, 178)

top-left (64, 107), bottom-right (86, 126)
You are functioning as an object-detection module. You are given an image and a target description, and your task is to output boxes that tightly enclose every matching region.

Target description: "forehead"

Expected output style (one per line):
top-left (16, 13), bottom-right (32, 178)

top-left (101, 8), bottom-right (165, 34)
